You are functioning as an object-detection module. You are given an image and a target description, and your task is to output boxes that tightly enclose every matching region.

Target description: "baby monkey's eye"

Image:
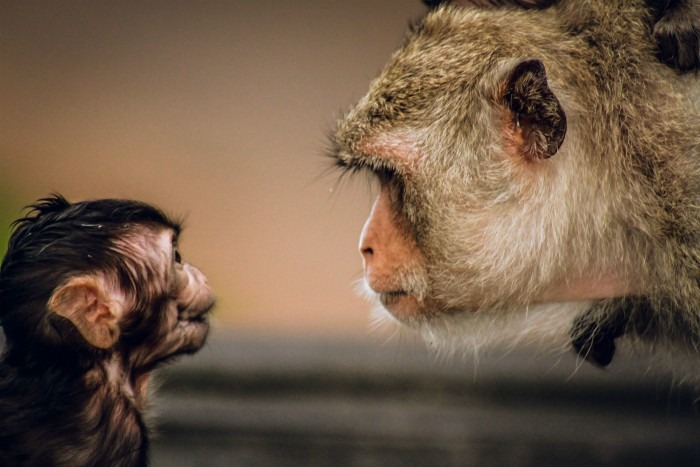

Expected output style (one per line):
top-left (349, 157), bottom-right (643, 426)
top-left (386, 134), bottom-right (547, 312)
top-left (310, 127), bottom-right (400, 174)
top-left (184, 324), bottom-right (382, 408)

top-left (174, 249), bottom-right (182, 264)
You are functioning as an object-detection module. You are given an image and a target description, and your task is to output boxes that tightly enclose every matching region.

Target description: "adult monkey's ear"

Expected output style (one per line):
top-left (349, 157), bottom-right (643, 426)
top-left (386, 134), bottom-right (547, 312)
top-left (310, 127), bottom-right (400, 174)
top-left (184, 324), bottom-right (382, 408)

top-left (500, 58), bottom-right (567, 161)
top-left (49, 276), bottom-right (125, 349)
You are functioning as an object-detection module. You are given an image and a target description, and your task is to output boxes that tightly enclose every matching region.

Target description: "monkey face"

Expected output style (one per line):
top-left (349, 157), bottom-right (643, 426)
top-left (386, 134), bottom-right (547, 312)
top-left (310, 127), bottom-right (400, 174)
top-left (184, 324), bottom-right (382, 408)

top-left (333, 6), bottom-right (651, 329)
top-left (163, 252), bottom-right (216, 356)
top-left (115, 228), bottom-right (215, 369)
top-left (41, 226), bottom-right (214, 367)
top-left (357, 172), bottom-right (491, 323)
top-left (0, 195), bottom-right (216, 377)
top-left (359, 182), bottom-right (431, 321)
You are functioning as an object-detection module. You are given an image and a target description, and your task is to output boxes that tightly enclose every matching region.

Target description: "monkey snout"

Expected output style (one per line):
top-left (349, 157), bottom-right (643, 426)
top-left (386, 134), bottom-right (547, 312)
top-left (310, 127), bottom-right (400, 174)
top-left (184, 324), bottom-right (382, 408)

top-left (361, 246), bottom-right (411, 295)
top-left (176, 263), bottom-right (215, 320)
top-left (359, 185), bottom-right (424, 279)
top-left (359, 230), bottom-right (375, 272)
top-left (183, 263), bottom-right (210, 287)
top-left (359, 223), bottom-right (394, 283)
top-left (178, 293), bottom-right (215, 321)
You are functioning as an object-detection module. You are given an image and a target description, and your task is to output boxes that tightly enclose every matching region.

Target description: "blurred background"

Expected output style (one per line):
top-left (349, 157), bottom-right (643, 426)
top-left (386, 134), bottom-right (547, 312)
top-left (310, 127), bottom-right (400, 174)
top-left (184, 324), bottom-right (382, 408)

top-left (1, 0), bottom-right (428, 337)
top-left (2, 1), bottom-right (700, 466)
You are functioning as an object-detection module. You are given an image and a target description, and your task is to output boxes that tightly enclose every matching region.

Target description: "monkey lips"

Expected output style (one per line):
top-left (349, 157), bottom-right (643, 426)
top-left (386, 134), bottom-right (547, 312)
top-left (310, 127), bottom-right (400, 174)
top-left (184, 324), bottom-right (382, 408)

top-left (378, 290), bottom-right (421, 318)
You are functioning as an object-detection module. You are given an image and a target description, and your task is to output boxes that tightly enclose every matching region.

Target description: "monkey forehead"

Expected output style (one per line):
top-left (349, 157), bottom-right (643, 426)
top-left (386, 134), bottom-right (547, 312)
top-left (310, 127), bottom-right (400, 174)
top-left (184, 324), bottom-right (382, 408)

top-left (334, 7), bottom-right (563, 154)
top-left (112, 227), bottom-right (174, 277)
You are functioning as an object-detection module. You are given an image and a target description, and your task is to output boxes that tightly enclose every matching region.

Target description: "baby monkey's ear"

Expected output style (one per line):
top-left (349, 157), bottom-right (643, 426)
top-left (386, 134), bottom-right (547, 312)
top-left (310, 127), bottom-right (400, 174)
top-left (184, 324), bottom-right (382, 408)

top-left (49, 276), bottom-right (125, 349)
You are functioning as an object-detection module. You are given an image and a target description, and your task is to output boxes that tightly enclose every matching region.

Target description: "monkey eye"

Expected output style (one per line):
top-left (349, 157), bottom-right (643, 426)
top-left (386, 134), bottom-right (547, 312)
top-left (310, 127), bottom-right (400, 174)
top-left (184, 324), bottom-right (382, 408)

top-left (174, 249), bottom-right (182, 264)
top-left (376, 167), bottom-right (397, 184)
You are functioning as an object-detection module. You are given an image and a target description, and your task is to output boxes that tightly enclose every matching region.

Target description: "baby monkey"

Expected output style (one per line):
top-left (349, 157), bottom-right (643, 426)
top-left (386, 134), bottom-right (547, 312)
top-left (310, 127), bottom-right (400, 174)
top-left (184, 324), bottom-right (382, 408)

top-left (0, 195), bottom-right (214, 466)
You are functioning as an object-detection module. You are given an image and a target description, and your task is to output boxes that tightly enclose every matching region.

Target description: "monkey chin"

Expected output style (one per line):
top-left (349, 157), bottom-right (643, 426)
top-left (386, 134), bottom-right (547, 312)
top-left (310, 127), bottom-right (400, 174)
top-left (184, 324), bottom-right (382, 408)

top-left (378, 291), bottom-right (424, 320)
top-left (173, 297), bottom-right (215, 356)
top-left (176, 315), bottom-right (211, 354)
top-left (358, 278), bottom-right (429, 324)
top-left (363, 275), bottom-right (595, 359)
top-left (371, 291), bottom-right (462, 329)
top-left (420, 301), bottom-right (595, 359)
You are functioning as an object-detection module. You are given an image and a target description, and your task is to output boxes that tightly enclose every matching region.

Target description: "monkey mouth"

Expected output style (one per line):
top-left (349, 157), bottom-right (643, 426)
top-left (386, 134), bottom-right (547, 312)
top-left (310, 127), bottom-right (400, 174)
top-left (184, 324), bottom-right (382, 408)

top-left (377, 290), bottom-right (425, 320)
top-left (170, 299), bottom-right (214, 355)
top-left (181, 314), bottom-right (209, 326)
top-left (176, 313), bottom-right (210, 339)
top-left (178, 298), bottom-right (215, 326)
top-left (360, 279), bottom-right (426, 321)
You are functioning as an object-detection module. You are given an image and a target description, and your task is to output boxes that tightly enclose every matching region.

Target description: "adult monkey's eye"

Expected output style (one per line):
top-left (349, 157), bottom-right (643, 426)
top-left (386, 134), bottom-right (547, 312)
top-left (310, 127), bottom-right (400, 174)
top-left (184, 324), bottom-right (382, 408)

top-left (174, 249), bottom-right (182, 264)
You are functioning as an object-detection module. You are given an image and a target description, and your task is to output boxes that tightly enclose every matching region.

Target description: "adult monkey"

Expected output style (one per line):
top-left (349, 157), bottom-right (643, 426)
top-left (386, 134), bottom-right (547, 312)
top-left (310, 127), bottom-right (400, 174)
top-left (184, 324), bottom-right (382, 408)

top-left (331, 1), bottom-right (700, 369)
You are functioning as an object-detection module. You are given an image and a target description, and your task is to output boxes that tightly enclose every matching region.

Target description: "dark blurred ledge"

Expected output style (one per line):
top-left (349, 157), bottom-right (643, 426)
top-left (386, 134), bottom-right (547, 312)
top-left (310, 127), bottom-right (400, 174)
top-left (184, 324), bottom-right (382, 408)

top-left (150, 330), bottom-right (700, 467)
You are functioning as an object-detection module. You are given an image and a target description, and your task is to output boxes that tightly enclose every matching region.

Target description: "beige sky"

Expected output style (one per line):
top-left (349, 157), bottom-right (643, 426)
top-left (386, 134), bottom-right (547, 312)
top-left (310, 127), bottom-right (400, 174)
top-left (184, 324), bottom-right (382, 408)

top-left (0, 0), bottom-right (428, 338)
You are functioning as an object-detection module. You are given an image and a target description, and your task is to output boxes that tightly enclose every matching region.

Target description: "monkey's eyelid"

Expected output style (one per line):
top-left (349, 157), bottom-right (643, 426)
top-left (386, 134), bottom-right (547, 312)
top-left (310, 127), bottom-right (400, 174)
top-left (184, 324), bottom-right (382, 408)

top-left (338, 156), bottom-right (398, 180)
top-left (333, 156), bottom-right (365, 172)
top-left (332, 159), bottom-right (373, 182)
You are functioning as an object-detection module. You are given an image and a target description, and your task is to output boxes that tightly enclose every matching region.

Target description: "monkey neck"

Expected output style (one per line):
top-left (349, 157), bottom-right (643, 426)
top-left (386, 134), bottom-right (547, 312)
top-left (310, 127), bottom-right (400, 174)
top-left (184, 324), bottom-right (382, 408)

top-left (539, 273), bottom-right (635, 303)
top-left (4, 338), bottom-right (152, 402)
top-left (88, 353), bottom-right (152, 409)
top-left (0, 347), bottom-right (151, 466)
top-left (4, 344), bottom-right (94, 377)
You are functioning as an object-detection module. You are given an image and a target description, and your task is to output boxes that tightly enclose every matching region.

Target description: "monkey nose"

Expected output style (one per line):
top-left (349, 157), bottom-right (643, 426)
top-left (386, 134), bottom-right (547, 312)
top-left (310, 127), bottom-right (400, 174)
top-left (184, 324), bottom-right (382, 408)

top-left (360, 246), bottom-right (373, 271)
top-left (359, 214), bottom-right (377, 267)
top-left (359, 232), bottom-right (375, 269)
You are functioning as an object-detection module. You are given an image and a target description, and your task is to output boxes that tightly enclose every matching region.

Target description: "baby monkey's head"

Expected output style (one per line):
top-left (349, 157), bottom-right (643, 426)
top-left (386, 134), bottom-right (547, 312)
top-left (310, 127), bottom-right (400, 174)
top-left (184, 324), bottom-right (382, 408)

top-left (0, 195), bottom-right (214, 369)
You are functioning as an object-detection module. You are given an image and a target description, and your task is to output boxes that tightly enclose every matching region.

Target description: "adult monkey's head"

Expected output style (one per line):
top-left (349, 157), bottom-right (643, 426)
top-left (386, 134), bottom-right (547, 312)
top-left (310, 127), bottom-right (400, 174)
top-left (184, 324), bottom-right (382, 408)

top-left (331, 3), bottom-right (700, 366)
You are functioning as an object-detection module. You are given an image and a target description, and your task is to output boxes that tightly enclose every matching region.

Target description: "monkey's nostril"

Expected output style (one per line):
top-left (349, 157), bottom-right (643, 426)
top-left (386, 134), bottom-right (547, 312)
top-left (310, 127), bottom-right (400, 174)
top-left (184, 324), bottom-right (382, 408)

top-left (361, 246), bottom-right (374, 257)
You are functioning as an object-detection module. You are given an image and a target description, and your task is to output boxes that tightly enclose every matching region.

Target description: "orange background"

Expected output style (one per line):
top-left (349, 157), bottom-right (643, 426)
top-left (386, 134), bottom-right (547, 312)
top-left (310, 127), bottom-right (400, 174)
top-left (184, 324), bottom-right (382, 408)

top-left (0, 0), bottom-right (428, 338)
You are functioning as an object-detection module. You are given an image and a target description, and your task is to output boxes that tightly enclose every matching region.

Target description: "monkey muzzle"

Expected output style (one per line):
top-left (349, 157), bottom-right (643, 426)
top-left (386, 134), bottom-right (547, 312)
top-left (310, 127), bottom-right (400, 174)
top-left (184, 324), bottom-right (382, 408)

top-left (177, 293), bottom-right (215, 335)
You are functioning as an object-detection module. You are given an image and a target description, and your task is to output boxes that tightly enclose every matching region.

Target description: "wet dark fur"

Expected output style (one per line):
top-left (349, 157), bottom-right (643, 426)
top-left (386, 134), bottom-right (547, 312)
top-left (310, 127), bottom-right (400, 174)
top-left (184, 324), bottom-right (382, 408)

top-left (0, 195), bottom-right (211, 466)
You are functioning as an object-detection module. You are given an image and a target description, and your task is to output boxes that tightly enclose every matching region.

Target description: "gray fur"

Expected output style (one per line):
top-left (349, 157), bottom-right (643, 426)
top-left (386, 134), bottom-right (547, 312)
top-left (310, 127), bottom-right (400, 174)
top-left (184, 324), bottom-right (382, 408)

top-left (333, 1), bottom-right (700, 370)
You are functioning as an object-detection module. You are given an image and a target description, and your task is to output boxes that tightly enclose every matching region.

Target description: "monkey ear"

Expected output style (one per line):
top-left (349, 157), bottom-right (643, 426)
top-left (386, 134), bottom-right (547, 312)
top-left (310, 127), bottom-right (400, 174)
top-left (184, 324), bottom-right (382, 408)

top-left (49, 276), bottom-right (124, 349)
top-left (500, 58), bottom-right (567, 160)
